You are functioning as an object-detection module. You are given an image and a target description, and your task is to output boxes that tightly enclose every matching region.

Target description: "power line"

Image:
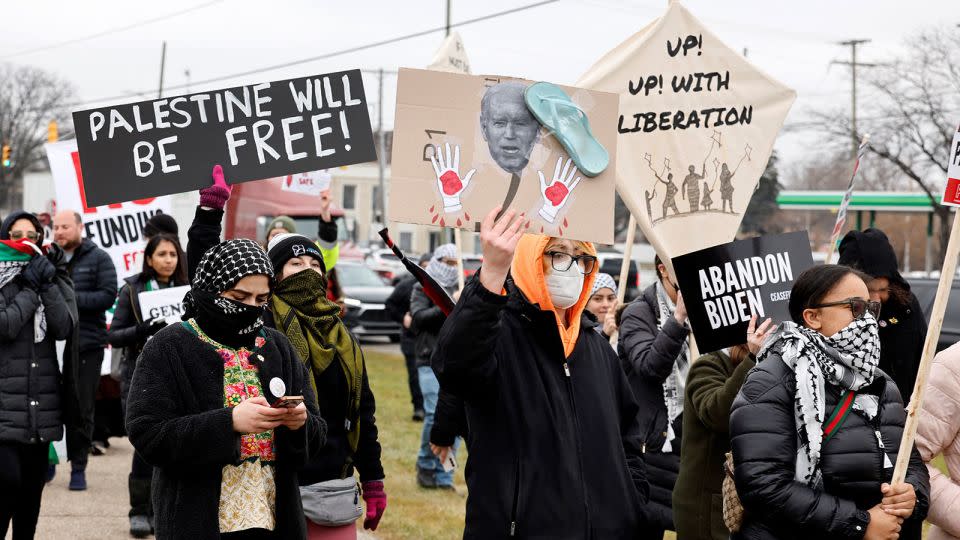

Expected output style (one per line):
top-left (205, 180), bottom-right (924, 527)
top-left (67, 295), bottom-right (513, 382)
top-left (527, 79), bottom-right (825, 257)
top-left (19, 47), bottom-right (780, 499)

top-left (64, 0), bottom-right (559, 111)
top-left (0, 0), bottom-right (226, 60)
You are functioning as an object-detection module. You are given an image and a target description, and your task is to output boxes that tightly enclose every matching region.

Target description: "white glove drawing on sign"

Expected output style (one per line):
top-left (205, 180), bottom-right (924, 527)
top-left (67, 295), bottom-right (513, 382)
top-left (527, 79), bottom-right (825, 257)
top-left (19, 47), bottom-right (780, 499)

top-left (538, 157), bottom-right (582, 224)
top-left (430, 143), bottom-right (476, 214)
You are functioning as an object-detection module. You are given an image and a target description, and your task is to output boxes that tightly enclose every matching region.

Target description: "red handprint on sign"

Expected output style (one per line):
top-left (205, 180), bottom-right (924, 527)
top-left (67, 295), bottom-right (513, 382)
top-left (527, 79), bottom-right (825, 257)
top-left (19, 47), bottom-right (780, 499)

top-left (537, 157), bottom-right (581, 224)
top-left (430, 143), bottom-right (476, 214)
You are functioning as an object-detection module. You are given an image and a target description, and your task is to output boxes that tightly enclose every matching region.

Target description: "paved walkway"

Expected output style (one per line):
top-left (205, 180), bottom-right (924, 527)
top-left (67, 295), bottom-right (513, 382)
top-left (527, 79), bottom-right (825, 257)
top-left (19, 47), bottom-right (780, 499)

top-left (7, 437), bottom-right (375, 539)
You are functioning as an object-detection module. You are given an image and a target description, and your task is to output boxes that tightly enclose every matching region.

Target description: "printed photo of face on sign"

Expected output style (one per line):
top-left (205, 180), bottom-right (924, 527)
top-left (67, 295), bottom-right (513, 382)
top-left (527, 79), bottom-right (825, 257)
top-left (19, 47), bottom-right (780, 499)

top-left (389, 68), bottom-right (619, 244)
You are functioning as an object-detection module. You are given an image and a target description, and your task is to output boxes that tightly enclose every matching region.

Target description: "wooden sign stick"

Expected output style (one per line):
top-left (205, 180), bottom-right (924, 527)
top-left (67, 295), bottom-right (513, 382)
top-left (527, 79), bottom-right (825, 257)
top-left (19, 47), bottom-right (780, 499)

top-left (891, 208), bottom-right (960, 483)
top-left (454, 228), bottom-right (466, 292)
top-left (610, 214), bottom-right (637, 346)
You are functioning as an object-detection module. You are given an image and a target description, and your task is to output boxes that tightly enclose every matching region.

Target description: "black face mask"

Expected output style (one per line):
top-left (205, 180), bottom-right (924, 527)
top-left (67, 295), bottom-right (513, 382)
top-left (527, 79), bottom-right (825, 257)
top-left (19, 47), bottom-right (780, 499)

top-left (190, 289), bottom-right (266, 349)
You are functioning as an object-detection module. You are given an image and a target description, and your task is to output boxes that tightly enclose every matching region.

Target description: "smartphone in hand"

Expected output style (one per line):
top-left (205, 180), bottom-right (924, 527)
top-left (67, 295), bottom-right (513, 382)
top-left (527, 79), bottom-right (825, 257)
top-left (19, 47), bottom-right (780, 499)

top-left (272, 396), bottom-right (304, 408)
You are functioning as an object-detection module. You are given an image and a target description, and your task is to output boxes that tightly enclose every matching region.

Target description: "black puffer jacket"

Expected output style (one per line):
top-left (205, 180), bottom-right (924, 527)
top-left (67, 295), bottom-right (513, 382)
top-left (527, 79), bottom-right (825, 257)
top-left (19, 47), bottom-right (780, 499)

top-left (0, 266), bottom-right (74, 444)
top-left (729, 351), bottom-right (930, 540)
top-left (432, 276), bottom-right (648, 539)
top-left (618, 284), bottom-right (689, 529)
top-left (385, 274), bottom-right (417, 356)
top-left (67, 238), bottom-right (117, 352)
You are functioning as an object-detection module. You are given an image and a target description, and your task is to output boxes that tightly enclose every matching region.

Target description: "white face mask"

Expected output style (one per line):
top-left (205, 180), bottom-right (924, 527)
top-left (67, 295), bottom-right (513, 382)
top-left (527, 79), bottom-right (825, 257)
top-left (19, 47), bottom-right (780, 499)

top-left (546, 263), bottom-right (584, 309)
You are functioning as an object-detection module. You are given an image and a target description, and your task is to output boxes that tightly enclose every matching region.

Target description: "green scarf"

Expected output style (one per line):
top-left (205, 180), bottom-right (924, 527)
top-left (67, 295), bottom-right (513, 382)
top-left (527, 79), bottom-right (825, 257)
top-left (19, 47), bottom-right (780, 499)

top-left (271, 269), bottom-right (364, 453)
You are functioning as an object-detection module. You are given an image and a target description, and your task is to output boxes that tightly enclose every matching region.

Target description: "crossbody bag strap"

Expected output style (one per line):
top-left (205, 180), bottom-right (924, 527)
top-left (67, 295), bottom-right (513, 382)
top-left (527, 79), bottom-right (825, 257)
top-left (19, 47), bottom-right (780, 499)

top-left (822, 389), bottom-right (856, 443)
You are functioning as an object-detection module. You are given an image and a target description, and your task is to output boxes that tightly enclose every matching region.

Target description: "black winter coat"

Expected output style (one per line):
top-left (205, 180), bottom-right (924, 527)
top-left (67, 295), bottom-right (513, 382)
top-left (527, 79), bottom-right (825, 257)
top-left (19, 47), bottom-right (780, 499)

top-left (0, 273), bottom-right (74, 444)
top-left (108, 275), bottom-right (184, 395)
top-left (410, 282), bottom-right (449, 368)
top-left (618, 284), bottom-right (689, 529)
top-left (126, 323), bottom-right (327, 540)
top-left (875, 293), bottom-right (926, 403)
top-left (729, 351), bottom-right (930, 540)
top-left (67, 238), bottom-right (117, 352)
top-left (433, 276), bottom-right (648, 539)
top-left (187, 206), bottom-right (223, 282)
top-left (385, 274), bottom-right (416, 355)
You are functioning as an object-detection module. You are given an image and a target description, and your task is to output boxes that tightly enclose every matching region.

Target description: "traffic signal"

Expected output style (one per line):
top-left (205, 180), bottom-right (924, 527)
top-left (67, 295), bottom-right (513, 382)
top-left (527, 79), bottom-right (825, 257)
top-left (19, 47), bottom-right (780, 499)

top-left (48, 121), bottom-right (58, 142)
top-left (1, 145), bottom-right (10, 169)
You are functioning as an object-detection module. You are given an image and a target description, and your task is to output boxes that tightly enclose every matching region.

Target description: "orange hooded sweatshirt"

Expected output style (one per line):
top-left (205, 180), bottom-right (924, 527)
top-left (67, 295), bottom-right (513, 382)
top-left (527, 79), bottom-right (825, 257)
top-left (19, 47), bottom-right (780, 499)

top-left (510, 234), bottom-right (598, 358)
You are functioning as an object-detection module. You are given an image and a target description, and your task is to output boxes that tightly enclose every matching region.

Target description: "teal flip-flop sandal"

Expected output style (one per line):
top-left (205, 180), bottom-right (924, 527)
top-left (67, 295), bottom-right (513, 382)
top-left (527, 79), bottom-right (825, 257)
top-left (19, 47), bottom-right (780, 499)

top-left (524, 82), bottom-right (609, 177)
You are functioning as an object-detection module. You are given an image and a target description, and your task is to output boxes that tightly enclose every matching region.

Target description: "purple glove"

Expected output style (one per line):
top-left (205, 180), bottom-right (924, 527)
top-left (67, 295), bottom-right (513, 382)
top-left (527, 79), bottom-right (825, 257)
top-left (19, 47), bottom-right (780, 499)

top-left (361, 480), bottom-right (387, 531)
top-left (199, 164), bottom-right (232, 210)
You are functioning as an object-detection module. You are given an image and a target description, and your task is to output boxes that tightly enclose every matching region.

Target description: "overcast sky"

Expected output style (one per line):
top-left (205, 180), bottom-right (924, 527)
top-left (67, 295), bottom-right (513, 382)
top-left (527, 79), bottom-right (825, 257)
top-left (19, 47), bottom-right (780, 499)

top-left (2, 0), bottom-right (956, 177)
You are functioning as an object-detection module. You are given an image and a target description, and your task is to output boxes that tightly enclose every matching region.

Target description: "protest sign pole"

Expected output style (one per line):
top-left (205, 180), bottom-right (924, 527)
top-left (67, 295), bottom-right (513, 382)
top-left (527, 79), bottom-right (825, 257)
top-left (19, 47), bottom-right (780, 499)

top-left (825, 134), bottom-right (869, 265)
top-left (610, 213), bottom-right (637, 346)
top-left (892, 124), bottom-right (960, 484)
top-left (454, 228), bottom-right (466, 291)
top-left (891, 208), bottom-right (960, 483)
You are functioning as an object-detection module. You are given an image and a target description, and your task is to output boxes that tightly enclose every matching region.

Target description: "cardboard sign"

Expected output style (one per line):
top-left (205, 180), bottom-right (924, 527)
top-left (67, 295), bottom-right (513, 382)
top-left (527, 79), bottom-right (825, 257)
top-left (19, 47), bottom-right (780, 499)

top-left (281, 169), bottom-right (331, 196)
top-left (672, 231), bottom-right (814, 353)
top-left (72, 70), bottom-right (376, 206)
top-left (46, 140), bottom-right (173, 282)
top-left (578, 2), bottom-right (796, 274)
top-left (139, 285), bottom-right (190, 323)
top-left (389, 68), bottom-right (619, 244)
top-left (942, 124), bottom-right (960, 207)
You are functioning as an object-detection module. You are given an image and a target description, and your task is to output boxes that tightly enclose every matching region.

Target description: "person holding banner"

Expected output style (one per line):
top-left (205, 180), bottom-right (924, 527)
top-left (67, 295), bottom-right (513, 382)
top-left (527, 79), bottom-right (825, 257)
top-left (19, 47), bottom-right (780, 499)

top-left (265, 233), bottom-right (386, 538)
top-left (0, 212), bottom-right (74, 540)
top-left (432, 207), bottom-right (648, 539)
top-left (126, 239), bottom-right (325, 540)
top-left (729, 264), bottom-right (929, 540)
top-left (837, 228), bottom-right (928, 402)
top-left (617, 255), bottom-right (690, 537)
top-left (108, 233), bottom-right (189, 538)
top-left (672, 316), bottom-right (770, 540)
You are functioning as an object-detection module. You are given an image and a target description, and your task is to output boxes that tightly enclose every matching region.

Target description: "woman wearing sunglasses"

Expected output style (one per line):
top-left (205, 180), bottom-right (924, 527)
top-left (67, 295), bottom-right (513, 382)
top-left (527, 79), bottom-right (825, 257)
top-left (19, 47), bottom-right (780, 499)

top-left (431, 206), bottom-right (648, 539)
top-left (729, 264), bottom-right (929, 540)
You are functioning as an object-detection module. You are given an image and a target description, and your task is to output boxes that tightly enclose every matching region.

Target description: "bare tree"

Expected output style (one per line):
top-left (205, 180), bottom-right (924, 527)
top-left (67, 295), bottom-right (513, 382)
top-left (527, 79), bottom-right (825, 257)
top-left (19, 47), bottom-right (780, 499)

top-left (811, 27), bottom-right (960, 262)
top-left (0, 63), bottom-right (76, 211)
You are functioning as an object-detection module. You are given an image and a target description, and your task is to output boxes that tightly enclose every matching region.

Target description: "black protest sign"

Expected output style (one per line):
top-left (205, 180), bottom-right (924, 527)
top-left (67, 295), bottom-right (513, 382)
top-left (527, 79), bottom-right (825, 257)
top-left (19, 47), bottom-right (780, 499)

top-left (73, 70), bottom-right (376, 206)
top-left (672, 231), bottom-right (814, 353)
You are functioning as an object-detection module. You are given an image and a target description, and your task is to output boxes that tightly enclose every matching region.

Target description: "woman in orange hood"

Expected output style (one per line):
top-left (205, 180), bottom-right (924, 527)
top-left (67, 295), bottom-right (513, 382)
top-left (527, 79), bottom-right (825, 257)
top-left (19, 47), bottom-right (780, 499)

top-left (432, 206), bottom-right (649, 540)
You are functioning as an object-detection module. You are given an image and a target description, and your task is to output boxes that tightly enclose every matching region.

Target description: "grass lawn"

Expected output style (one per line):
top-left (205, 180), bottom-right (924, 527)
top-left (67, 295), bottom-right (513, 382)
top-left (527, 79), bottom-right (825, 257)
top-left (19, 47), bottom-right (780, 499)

top-left (361, 350), bottom-right (469, 540)
top-left (361, 348), bottom-right (943, 539)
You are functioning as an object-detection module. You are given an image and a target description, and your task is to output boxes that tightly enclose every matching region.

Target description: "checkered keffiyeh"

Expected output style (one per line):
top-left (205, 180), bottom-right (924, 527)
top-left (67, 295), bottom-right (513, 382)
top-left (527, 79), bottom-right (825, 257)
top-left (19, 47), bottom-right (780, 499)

top-left (591, 272), bottom-right (618, 296)
top-left (184, 239), bottom-right (273, 317)
top-left (192, 239), bottom-right (274, 293)
top-left (759, 314), bottom-right (881, 487)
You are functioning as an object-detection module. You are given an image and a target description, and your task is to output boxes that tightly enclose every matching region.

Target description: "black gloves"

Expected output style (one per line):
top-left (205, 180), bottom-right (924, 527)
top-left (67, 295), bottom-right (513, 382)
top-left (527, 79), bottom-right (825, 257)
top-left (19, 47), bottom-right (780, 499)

top-left (136, 318), bottom-right (167, 339)
top-left (22, 255), bottom-right (56, 291)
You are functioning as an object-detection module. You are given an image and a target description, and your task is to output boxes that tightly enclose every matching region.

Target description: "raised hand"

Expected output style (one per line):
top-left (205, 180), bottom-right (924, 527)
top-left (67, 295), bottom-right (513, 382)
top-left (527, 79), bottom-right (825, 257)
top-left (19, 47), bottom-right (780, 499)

top-left (431, 143), bottom-right (476, 213)
top-left (537, 157), bottom-right (582, 224)
top-left (746, 315), bottom-right (774, 355)
top-left (199, 164), bottom-right (233, 210)
top-left (478, 205), bottom-right (527, 295)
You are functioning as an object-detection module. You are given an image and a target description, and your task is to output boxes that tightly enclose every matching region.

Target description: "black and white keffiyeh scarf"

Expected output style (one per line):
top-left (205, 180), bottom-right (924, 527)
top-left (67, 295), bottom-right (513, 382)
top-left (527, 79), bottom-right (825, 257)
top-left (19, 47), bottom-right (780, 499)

top-left (655, 281), bottom-right (689, 452)
top-left (183, 239), bottom-right (274, 347)
top-left (759, 314), bottom-right (881, 487)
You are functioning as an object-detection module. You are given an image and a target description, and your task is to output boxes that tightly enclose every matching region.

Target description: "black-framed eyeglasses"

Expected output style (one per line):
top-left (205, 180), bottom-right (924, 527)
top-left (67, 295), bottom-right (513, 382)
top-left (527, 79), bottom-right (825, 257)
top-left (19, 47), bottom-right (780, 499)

top-left (9, 231), bottom-right (39, 241)
top-left (810, 297), bottom-right (881, 320)
top-left (546, 251), bottom-right (597, 275)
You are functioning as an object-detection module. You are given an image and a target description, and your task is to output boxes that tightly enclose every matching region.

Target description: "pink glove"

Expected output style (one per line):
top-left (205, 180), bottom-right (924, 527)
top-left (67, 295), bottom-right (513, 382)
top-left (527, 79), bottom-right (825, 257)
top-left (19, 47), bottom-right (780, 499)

top-left (199, 164), bottom-right (233, 210)
top-left (361, 480), bottom-right (387, 531)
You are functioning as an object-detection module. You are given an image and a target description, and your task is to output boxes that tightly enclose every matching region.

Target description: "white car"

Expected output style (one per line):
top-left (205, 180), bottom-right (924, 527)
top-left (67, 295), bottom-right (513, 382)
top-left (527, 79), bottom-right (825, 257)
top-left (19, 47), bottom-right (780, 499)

top-left (365, 248), bottom-right (412, 284)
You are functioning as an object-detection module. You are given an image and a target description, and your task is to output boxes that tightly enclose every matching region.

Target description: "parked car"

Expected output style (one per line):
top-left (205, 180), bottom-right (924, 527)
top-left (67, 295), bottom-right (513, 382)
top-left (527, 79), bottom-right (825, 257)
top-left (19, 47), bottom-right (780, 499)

top-left (906, 277), bottom-right (960, 351)
top-left (462, 254), bottom-right (483, 278)
top-left (366, 248), bottom-right (410, 284)
top-left (338, 262), bottom-right (401, 342)
top-left (595, 252), bottom-right (640, 302)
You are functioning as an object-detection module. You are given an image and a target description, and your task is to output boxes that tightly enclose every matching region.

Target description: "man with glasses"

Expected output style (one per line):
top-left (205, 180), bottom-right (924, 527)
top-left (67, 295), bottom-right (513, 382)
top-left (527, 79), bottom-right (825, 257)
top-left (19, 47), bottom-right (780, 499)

top-left (53, 211), bottom-right (117, 491)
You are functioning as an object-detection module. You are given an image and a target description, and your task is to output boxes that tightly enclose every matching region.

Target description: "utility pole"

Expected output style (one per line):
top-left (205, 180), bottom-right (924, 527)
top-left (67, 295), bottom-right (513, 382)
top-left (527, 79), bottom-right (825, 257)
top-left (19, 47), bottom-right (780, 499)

top-left (833, 39), bottom-right (877, 158)
top-left (158, 41), bottom-right (167, 98)
top-left (445, 0), bottom-right (451, 36)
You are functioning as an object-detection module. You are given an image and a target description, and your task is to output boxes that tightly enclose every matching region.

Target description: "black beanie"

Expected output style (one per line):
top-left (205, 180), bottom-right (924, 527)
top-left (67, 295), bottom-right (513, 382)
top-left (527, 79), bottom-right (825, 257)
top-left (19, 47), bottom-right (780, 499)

top-left (267, 233), bottom-right (326, 274)
top-left (143, 213), bottom-right (179, 238)
top-left (0, 210), bottom-right (43, 240)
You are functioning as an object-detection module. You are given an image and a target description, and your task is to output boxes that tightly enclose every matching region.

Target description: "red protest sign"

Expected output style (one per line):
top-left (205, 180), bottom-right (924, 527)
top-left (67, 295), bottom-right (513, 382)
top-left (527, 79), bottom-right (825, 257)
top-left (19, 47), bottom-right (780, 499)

top-left (942, 125), bottom-right (960, 207)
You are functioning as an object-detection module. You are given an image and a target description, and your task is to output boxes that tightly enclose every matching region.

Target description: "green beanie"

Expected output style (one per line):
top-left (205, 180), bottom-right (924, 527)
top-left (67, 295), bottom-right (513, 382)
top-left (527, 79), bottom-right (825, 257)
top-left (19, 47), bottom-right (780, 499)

top-left (268, 215), bottom-right (297, 235)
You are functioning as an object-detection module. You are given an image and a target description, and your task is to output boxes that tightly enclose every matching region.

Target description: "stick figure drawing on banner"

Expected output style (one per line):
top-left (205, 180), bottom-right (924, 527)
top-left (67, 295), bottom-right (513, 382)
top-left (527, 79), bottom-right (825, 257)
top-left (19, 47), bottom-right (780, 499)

top-left (716, 143), bottom-right (752, 214)
top-left (680, 130), bottom-right (721, 213)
